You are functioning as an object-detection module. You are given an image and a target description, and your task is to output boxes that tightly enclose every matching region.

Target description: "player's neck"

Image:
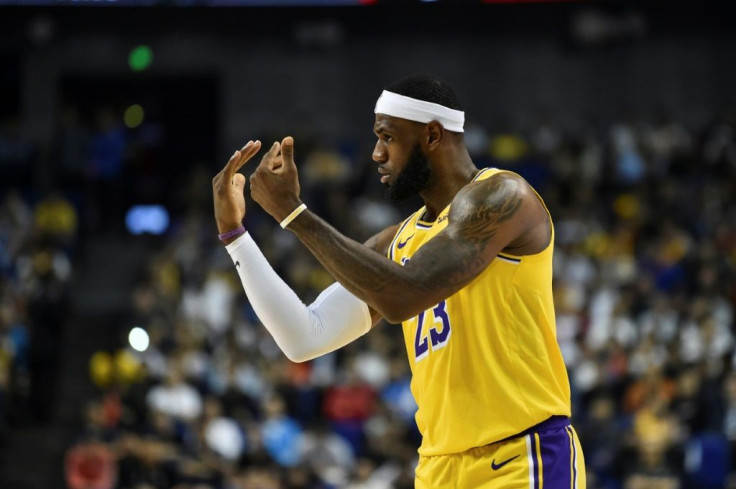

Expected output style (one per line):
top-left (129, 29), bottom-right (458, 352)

top-left (419, 149), bottom-right (477, 221)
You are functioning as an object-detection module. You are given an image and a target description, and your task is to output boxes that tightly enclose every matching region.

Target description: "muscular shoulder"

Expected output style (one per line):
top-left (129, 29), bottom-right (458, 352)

top-left (448, 172), bottom-right (526, 230)
top-left (447, 171), bottom-right (548, 253)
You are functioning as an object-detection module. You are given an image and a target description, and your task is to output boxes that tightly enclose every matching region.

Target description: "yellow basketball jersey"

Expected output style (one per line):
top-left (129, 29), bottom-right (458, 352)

top-left (388, 168), bottom-right (571, 456)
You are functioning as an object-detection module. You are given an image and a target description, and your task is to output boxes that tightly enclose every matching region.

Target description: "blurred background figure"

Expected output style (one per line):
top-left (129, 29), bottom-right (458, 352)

top-left (0, 2), bottom-right (735, 488)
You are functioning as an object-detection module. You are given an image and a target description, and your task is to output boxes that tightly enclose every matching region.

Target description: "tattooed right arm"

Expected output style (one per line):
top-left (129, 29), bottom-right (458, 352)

top-left (287, 172), bottom-right (549, 323)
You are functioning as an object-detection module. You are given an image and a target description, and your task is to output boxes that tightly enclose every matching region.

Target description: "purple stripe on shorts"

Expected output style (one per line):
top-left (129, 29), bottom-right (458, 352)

top-left (537, 424), bottom-right (574, 489)
top-left (500, 416), bottom-right (571, 444)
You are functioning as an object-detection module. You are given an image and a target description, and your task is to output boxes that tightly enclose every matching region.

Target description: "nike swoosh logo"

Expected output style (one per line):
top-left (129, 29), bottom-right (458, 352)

top-left (235, 261), bottom-right (240, 268)
top-left (397, 234), bottom-right (414, 249)
top-left (491, 454), bottom-right (519, 470)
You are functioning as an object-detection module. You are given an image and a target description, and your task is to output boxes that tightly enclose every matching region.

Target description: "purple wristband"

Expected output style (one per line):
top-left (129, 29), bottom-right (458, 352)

top-left (218, 225), bottom-right (246, 242)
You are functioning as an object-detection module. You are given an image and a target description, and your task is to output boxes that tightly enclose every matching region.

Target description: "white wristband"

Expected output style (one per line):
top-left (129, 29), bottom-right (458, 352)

top-left (225, 232), bottom-right (371, 363)
top-left (280, 203), bottom-right (307, 229)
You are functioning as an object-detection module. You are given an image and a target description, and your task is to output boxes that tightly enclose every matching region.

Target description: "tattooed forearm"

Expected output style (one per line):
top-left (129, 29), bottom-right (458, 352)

top-left (286, 172), bottom-right (530, 322)
top-left (289, 211), bottom-right (399, 294)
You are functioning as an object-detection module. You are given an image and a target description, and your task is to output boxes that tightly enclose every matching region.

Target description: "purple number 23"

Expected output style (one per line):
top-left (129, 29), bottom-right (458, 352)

top-left (414, 300), bottom-right (452, 362)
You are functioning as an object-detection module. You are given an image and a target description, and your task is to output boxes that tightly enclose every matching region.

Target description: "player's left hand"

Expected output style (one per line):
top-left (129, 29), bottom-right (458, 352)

top-left (249, 136), bottom-right (303, 223)
top-left (212, 140), bottom-right (262, 237)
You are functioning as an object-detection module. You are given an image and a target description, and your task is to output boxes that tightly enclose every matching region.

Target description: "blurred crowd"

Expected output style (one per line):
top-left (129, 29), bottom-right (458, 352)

top-left (0, 185), bottom-right (78, 437)
top-left (3, 107), bottom-right (736, 488)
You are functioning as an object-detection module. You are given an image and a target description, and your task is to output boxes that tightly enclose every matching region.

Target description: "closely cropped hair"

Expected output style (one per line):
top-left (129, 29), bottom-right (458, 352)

top-left (385, 75), bottom-right (464, 111)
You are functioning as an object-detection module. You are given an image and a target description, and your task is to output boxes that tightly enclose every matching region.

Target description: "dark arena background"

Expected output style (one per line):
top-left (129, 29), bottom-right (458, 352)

top-left (1, 1), bottom-right (735, 488)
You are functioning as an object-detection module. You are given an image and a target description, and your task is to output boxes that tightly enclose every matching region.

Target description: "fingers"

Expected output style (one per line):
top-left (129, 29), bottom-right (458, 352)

top-left (280, 136), bottom-right (296, 172)
top-left (232, 173), bottom-right (246, 191)
top-left (259, 141), bottom-right (281, 171)
top-left (218, 139), bottom-right (292, 194)
top-left (225, 140), bottom-right (262, 178)
top-left (270, 155), bottom-right (284, 174)
top-left (214, 140), bottom-right (261, 196)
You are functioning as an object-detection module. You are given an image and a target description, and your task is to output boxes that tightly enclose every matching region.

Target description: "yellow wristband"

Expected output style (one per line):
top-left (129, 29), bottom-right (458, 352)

top-left (280, 203), bottom-right (308, 229)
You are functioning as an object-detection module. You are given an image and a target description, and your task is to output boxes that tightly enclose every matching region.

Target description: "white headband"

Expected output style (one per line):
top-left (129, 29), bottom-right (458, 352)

top-left (374, 90), bottom-right (465, 133)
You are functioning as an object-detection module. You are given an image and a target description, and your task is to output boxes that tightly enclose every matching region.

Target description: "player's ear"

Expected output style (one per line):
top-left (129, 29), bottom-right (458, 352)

top-left (426, 120), bottom-right (443, 152)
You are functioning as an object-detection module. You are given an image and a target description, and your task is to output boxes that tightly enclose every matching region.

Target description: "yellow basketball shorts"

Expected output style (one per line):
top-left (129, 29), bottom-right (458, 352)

top-left (415, 417), bottom-right (586, 489)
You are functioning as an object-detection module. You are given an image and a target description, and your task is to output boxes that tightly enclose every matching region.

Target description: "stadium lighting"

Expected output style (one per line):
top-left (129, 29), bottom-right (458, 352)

top-left (123, 104), bottom-right (145, 128)
top-left (125, 205), bottom-right (170, 235)
top-left (128, 327), bottom-right (150, 352)
top-left (128, 45), bottom-right (153, 72)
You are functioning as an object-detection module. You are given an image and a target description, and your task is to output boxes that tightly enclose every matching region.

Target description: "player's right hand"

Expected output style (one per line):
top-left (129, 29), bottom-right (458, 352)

top-left (212, 140), bottom-right (262, 239)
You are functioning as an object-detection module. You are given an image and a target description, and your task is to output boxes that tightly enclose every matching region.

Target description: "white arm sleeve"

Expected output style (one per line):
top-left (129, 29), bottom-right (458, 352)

top-left (225, 232), bottom-right (371, 363)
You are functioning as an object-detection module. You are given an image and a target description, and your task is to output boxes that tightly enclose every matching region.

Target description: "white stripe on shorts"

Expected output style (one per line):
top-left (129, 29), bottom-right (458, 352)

top-left (567, 426), bottom-right (579, 489)
top-left (525, 434), bottom-right (535, 489)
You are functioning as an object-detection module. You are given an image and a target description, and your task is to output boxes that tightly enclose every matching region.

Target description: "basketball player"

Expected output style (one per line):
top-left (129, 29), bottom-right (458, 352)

top-left (212, 75), bottom-right (585, 488)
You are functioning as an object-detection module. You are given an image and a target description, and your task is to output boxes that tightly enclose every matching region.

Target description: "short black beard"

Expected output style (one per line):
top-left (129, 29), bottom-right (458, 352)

top-left (387, 143), bottom-right (432, 202)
